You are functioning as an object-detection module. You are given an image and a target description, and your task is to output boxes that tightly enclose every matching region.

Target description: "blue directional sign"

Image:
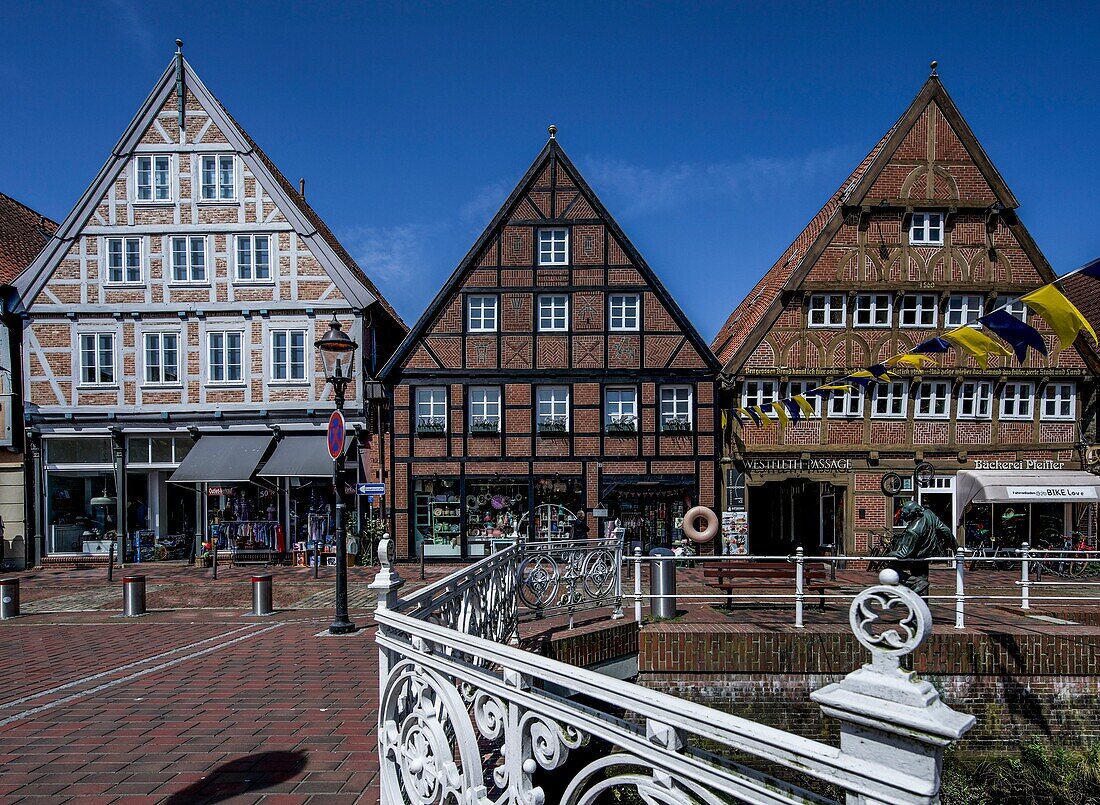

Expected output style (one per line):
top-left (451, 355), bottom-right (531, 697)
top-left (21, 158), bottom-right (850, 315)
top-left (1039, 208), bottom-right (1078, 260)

top-left (356, 482), bottom-right (386, 496)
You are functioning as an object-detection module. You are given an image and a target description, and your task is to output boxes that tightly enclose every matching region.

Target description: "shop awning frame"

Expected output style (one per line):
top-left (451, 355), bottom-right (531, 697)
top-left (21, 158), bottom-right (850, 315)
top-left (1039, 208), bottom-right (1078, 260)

top-left (957, 469), bottom-right (1100, 510)
top-left (168, 434), bottom-right (272, 484)
top-left (257, 434), bottom-right (340, 480)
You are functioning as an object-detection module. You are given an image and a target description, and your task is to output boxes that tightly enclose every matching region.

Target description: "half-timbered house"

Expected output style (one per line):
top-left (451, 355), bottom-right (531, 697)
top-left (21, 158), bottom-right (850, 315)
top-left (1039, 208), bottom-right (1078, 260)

top-left (380, 131), bottom-right (720, 560)
top-left (15, 46), bottom-right (404, 562)
top-left (712, 68), bottom-right (1100, 556)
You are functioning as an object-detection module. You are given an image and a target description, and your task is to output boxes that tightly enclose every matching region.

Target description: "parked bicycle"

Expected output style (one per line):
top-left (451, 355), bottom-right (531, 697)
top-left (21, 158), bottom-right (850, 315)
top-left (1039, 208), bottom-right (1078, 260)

top-left (866, 529), bottom-right (894, 571)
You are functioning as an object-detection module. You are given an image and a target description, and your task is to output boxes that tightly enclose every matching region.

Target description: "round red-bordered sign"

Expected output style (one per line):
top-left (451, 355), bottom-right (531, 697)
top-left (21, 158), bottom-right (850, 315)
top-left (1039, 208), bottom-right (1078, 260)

top-left (327, 410), bottom-right (346, 460)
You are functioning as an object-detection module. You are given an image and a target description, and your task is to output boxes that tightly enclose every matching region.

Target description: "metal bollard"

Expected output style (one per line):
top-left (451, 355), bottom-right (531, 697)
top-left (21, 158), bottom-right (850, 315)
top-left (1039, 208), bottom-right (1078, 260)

top-left (1, 578), bottom-right (18, 619)
top-left (251, 574), bottom-right (274, 616)
top-left (1020, 541), bottom-right (1030, 611)
top-left (648, 548), bottom-right (676, 619)
top-left (107, 542), bottom-right (115, 582)
top-left (955, 547), bottom-right (965, 629)
top-left (122, 575), bottom-right (146, 617)
top-left (634, 546), bottom-right (642, 623)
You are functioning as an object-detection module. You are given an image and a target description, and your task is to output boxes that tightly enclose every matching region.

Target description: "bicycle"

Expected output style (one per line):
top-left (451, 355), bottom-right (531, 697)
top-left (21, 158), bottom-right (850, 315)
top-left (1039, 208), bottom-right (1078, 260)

top-left (867, 529), bottom-right (894, 572)
top-left (967, 534), bottom-right (1006, 571)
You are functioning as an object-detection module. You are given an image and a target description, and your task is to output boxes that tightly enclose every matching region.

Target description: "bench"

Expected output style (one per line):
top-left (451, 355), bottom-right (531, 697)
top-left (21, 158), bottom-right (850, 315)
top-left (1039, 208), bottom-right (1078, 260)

top-left (703, 561), bottom-right (836, 610)
top-left (230, 548), bottom-right (274, 566)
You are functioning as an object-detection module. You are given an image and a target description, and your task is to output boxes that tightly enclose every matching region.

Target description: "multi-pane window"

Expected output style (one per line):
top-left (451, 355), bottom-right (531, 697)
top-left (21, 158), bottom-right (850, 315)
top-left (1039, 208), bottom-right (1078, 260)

top-left (741, 379), bottom-right (777, 413)
top-left (469, 386), bottom-right (502, 432)
top-left (467, 295), bottom-right (498, 332)
top-left (787, 380), bottom-right (821, 417)
top-left (872, 381), bottom-right (908, 419)
top-left (143, 332), bottom-right (180, 385)
top-left (1043, 383), bottom-right (1075, 420)
top-left (538, 295), bottom-right (568, 331)
top-left (808, 294), bottom-right (846, 327)
top-left (945, 294), bottom-right (983, 327)
top-left (537, 386), bottom-right (570, 431)
top-left (659, 386), bottom-right (693, 430)
top-left (235, 235), bottom-right (272, 281)
top-left (170, 236), bottom-right (207, 283)
top-left (854, 293), bottom-right (892, 327)
top-left (958, 381), bottom-right (993, 419)
top-left (135, 155), bottom-right (171, 201)
top-left (271, 330), bottom-right (307, 382)
top-left (416, 387), bottom-right (447, 431)
top-left (828, 387), bottom-right (864, 418)
top-left (914, 380), bottom-right (951, 419)
top-left (1000, 382), bottom-right (1034, 420)
top-left (909, 212), bottom-right (944, 245)
top-left (207, 331), bottom-right (243, 384)
top-left (200, 154), bottom-right (236, 201)
top-left (605, 386), bottom-right (638, 430)
top-left (608, 294), bottom-right (640, 331)
top-left (105, 237), bottom-right (142, 284)
top-left (900, 294), bottom-right (938, 327)
top-left (538, 228), bottom-right (569, 265)
top-left (79, 333), bottom-right (115, 386)
top-left (994, 294), bottom-right (1028, 322)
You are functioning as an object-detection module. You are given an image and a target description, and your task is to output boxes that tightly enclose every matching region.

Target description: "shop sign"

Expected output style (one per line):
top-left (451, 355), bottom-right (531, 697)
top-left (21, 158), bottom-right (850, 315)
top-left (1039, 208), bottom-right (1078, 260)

top-left (1006, 486), bottom-right (1098, 500)
top-left (726, 469), bottom-right (745, 509)
top-left (592, 507), bottom-right (608, 518)
top-left (207, 486), bottom-right (232, 496)
top-left (974, 460), bottom-right (1066, 471)
top-left (745, 458), bottom-right (853, 474)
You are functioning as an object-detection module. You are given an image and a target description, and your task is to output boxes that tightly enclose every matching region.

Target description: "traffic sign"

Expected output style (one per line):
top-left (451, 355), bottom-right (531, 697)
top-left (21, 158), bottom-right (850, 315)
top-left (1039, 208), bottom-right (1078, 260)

top-left (356, 482), bottom-right (386, 496)
top-left (327, 410), bottom-right (346, 460)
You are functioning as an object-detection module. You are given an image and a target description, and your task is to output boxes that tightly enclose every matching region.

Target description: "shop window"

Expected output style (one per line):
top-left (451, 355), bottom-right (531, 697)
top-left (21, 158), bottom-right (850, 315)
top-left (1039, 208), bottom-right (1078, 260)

top-left (808, 293), bottom-right (845, 327)
top-left (200, 154), bottom-right (236, 201)
top-left (1000, 382), bottom-right (1034, 420)
top-left (134, 155), bottom-right (171, 202)
top-left (466, 479), bottom-right (528, 557)
top-left (900, 293), bottom-right (938, 327)
top-left (538, 294), bottom-right (569, 331)
top-left (468, 386), bottom-right (501, 433)
top-left (207, 331), bottom-right (244, 384)
top-left (871, 381), bottom-right (908, 419)
top-left (533, 478), bottom-right (584, 540)
top-left (170, 235), bottom-right (208, 283)
top-left (945, 294), bottom-right (983, 327)
top-left (413, 478), bottom-right (461, 558)
top-left (909, 211), bottom-right (943, 245)
top-left (914, 380), bottom-right (951, 419)
top-left (143, 332), bottom-right (180, 385)
top-left (608, 294), bottom-right (640, 331)
top-left (958, 380), bottom-right (992, 419)
top-left (741, 379), bottom-right (777, 414)
top-left (79, 333), bottom-right (115, 386)
top-left (605, 386), bottom-right (638, 432)
top-left (828, 387), bottom-right (864, 419)
top-left (537, 386), bottom-right (570, 433)
top-left (235, 234), bottom-right (272, 281)
top-left (1043, 382), bottom-right (1075, 420)
top-left (46, 472), bottom-right (118, 553)
top-left (538, 228), bottom-right (569, 265)
top-left (659, 385), bottom-right (693, 431)
top-left (128, 437), bottom-right (194, 466)
top-left (854, 293), bottom-right (892, 328)
top-left (467, 295), bottom-right (498, 332)
top-left (45, 437), bottom-right (113, 465)
top-left (271, 330), bottom-right (307, 382)
top-left (416, 387), bottom-right (447, 434)
top-left (786, 380), bottom-right (821, 417)
top-left (105, 237), bottom-right (143, 284)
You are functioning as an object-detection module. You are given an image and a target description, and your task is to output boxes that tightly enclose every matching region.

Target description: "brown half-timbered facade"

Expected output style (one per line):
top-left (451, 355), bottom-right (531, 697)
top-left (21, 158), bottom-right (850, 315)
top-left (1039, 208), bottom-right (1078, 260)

top-left (712, 71), bottom-right (1099, 556)
top-left (381, 134), bottom-right (720, 560)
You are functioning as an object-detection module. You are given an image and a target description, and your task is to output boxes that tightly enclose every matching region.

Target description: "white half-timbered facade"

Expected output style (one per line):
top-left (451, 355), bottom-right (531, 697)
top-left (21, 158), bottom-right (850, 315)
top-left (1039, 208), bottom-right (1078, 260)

top-left (15, 47), bottom-right (404, 561)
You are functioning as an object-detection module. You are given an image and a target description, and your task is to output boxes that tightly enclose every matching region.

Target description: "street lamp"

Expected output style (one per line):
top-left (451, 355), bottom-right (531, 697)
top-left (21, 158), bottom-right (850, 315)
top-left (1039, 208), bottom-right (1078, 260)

top-left (316, 317), bottom-right (358, 635)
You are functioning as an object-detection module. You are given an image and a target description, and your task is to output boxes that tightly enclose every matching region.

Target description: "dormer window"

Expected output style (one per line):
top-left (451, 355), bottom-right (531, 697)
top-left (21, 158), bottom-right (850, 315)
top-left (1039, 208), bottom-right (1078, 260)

top-left (200, 154), bottom-right (236, 201)
top-left (909, 212), bottom-right (944, 245)
top-left (538, 228), bottom-right (569, 265)
top-left (135, 155), bottom-right (171, 202)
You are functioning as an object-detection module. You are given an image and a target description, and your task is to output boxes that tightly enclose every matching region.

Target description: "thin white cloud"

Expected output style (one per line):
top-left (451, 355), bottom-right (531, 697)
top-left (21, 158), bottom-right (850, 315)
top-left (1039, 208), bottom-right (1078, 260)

top-left (106, 0), bottom-right (156, 58)
top-left (460, 179), bottom-right (512, 227)
top-left (342, 224), bottom-right (429, 288)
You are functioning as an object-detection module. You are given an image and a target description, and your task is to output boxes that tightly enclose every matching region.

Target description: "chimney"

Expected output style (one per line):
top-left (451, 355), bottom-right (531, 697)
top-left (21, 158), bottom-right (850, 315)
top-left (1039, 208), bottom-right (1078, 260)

top-left (299, 178), bottom-right (306, 200)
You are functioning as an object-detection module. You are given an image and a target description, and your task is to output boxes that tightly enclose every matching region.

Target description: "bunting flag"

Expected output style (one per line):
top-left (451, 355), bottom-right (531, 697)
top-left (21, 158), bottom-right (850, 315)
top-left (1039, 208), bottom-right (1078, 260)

top-left (781, 398), bottom-right (802, 423)
top-left (793, 395), bottom-right (816, 418)
top-left (942, 326), bottom-right (1013, 370)
top-left (848, 369), bottom-right (880, 388)
top-left (980, 309), bottom-right (1047, 362)
top-left (885, 353), bottom-right (938, 368)
top-left (1020, 284), bottom-right (1098, 350)
top-left (912, 337), bottom-right (952, 354)
top-left (736, 406), bottom-right (754, 425)
top-left (752, 406), bottom-right (773, 427)
top-left (721, 410), bottom-right (729, 431)
top-left (743, 406), bottom-right (762, 427)
top-left (807, 382), bottom-right (854, 396)
top-left (771, 401), bottom-right (790, 426)
top-left (867, 364), bottom-right (892, 381)
top-left (1080, 257), bottom-right (1100, 280)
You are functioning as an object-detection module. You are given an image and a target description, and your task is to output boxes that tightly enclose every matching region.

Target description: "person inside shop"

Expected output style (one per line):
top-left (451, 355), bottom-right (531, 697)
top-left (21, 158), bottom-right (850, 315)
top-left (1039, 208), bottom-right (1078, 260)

top-left (887, 500), bottom-right (957, 599)
top-left (571, 509), bottom-right (589, 540)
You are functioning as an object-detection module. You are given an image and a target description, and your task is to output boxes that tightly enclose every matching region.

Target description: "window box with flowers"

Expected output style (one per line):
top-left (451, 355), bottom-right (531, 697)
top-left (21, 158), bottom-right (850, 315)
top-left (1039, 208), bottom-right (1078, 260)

top-left (606, 416), bottom-right (637, 435)
top-left (470, 417), bottom-right (500, 435)
top-left (416, 418), bottom-right (446, 437)
top-left (538, 416), bottom-right (569, 436)
top-left (661, 417), bottom-right (692, 433)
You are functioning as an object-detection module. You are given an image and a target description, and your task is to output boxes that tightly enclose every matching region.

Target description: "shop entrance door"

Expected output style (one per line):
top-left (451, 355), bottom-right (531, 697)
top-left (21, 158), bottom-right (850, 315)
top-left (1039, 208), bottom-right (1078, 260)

top-left (919, 476), bottom-right (955, 531)
top-left (749, 480), bottom-right (835, 555)
top-left (819, 485), bottom-right (839, 550)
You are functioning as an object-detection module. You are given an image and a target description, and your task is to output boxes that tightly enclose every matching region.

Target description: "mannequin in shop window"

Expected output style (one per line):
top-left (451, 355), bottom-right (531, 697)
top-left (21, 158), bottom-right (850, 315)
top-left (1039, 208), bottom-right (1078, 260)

top-left (571, 509), bottom-right (589, 540)
top-left (889, 500), bottom-right (957, 598)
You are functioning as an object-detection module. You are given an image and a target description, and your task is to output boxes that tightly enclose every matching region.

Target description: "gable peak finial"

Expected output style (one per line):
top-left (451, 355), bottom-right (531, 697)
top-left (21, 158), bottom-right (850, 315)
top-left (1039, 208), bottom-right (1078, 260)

top-left (929, 60), bottom-right (938, 77)
top-left (548, 124), bottom-right (557, 140)
top-left (176, 39), bottom-right (183, 53)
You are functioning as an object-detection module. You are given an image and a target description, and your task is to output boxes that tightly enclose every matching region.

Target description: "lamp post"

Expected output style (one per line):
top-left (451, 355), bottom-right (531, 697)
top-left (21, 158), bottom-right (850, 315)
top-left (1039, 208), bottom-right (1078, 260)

top-left (316, 317), bottom-right (358, 635)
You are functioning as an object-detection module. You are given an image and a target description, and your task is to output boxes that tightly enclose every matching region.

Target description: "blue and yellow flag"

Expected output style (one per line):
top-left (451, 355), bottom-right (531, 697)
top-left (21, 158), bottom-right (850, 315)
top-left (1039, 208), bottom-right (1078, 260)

top-left (771, 401), bottom-right (790, 426)
top-left (1020, 284), bottom-right (1097, 350)
top-left (885, 353), bottom-right (938, 368)
top-left (980, 309), bottom-right (1047, 362)
top-left (942, 326), bottom-right (1013, 370)
top-left (753, 405), bottom-right (773, 428)
top-left (793, 395), bottom-right (816, 418)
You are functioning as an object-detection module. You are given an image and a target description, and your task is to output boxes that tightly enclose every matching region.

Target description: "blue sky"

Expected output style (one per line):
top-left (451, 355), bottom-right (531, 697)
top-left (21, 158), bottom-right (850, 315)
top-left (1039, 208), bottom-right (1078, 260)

top-left (2, 2), bottom-right (1098, 339)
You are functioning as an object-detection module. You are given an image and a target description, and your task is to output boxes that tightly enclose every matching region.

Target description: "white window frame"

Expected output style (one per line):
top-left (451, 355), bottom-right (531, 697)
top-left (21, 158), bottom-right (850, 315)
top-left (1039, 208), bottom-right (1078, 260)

top-left (958, 380), bottom-right (993, 420)
top-left (914, 380), bottom-right (952, 419)
top-left (467, 295), bottom-right (498, 332)
top-left (854, 293), bottom-right (892, 328)
top-left (142, 331), bottom-right (181, 387)
top-left (270, 329), bottom-right (308, 383)
top-left (659, 385), bottom-right (693, 429)
top-left (909, 211), bottom-right (944, 245)
top-left (78, 333), bottom-right (115, 387)
top-left (170, 235), bottom-right (208, 284)
top-left (416, 387), bottom-right (448, 432)
top-left (828, 387), bottom-right (864, 419)
top-left (537, 294), bottom-right (569, 332)
top-left (808, 293), bottom-right (846, 327)
top-left (537, 386), bottom-right (570, 431)
top-left (104, 237), bottom-right (143, 285)
top-left (900, 293), bottom-right (938, 328)
top-left (871, 381), bottom-right (909, 419)
top-left (206, 331), bottom-right (244, 385)
top-left (468, 386), bottom-right (502, 432)
top-left (1042, 382), bottom-right (1075, 421)
top-left (993, 294), bottom-right (1028, 323)
top-left (741, 379), bottom-right (777, 414)
top-left (234, 234), bottom-right (273, 282)
top-left (787, 380), bottom-right (821, 417)
top-left (1000, 382), bottom-right (1034, 421)
top-left (605, 386), bottom-right (638, 430)
top-left (134, 155), bottom-right (172, 202)
top-left (538, 228), bottom-right (569, 266)
top-left (199, 154), bottom-right (237, 202)
top-left (945, 294), bottom-right (984, 327)
top-left (608, 293), bottom-right (640, 331)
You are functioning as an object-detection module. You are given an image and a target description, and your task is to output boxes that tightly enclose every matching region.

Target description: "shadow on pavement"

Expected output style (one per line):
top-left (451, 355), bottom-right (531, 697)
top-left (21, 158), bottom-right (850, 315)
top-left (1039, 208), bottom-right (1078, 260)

top-left (164, 750), bottom-right (308, 803)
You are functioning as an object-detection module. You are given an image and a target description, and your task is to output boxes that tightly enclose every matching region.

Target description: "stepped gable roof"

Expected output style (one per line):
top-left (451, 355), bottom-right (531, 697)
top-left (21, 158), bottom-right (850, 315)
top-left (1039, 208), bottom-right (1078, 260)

top-left (380, 136), bottom-right (721, 379)
top-left (0, 192), bottom-right (57, 286)
top-left (709, 74), bottom-right (1086, 372)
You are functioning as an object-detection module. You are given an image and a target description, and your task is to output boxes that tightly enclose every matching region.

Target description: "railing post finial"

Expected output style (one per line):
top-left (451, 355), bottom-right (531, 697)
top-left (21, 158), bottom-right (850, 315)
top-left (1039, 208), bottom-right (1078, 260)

top-left (370, 535), bottom-right (405, 611)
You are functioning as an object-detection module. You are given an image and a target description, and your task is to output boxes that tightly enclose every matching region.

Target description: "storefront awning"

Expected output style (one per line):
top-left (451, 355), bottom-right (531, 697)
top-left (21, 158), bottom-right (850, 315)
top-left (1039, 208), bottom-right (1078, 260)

top-left (168, 435), bottom-right (272, 483)
top-left (957, 470), bottom-right (1100, 507)
top-left (257, 434), bottom-right (336, 479)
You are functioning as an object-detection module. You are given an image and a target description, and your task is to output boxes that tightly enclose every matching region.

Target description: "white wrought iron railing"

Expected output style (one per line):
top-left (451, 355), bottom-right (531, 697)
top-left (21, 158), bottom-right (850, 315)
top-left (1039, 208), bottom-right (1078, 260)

top-left (516, 534), bottom-right (624, 626)
top-left (372, 536), bottom-right (975, 804)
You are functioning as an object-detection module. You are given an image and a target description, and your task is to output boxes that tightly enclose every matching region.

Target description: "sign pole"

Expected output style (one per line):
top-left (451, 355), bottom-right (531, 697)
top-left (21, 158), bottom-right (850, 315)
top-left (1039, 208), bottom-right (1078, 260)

top-left (327, 410), bottom-right (355, 635)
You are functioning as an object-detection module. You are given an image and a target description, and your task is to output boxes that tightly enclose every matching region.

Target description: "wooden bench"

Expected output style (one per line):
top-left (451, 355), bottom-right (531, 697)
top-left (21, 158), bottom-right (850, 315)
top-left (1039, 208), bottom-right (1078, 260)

top-left (231, 548), bottom-right (274, 566)
top-left (703, 561), bottom-right (835, 610)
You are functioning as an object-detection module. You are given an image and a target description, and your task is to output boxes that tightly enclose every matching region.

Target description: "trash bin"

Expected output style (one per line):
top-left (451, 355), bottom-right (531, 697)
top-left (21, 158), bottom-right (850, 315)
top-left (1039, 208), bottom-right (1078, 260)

top-left (649, 548), bottom-right (676, 619)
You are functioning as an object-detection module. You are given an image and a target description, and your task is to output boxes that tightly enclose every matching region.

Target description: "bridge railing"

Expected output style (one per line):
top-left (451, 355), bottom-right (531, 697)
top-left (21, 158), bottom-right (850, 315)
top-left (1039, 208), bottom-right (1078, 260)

top-left (371, 535), bottom-right (975, 804)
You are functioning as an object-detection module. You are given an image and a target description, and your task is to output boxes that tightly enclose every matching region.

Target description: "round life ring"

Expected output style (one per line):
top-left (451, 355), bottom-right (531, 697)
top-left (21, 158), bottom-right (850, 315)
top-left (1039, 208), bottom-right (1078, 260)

top-left (683, 506), bottom-right (719, 544)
